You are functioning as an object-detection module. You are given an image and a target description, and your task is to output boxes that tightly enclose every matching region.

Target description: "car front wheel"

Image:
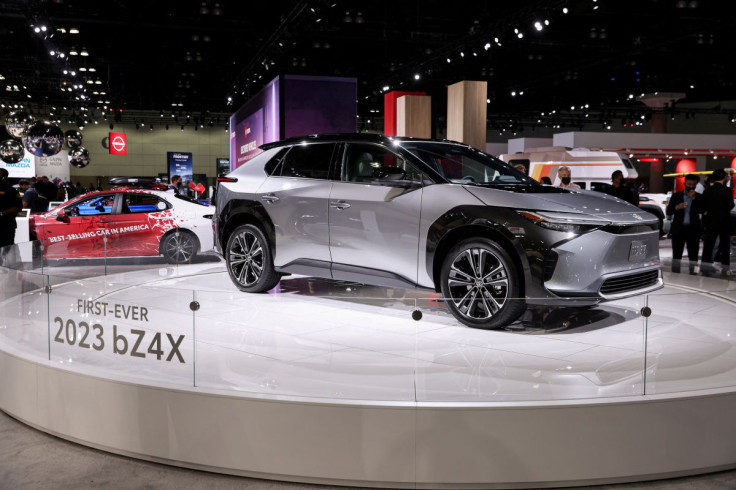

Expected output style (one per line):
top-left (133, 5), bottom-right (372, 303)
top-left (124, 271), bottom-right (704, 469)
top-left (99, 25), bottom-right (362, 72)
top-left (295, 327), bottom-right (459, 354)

top-left (226, 224), bottom-right (280, 293)
top-left (440, 238), bottom-right (525, 329)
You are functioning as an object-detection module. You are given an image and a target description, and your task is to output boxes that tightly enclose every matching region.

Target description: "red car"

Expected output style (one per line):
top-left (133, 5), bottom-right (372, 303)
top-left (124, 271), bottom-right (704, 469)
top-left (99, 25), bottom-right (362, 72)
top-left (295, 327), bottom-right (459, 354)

top-left (30, 188), bottom-right (214, 263)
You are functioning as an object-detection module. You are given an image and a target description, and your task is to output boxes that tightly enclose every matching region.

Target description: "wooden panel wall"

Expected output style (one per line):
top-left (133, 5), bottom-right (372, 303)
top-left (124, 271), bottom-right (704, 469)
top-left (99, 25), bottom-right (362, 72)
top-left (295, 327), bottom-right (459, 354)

top-left (396, 95), bottom-right (431, 139)
top-left (447, 80), bottom-right (487, 150)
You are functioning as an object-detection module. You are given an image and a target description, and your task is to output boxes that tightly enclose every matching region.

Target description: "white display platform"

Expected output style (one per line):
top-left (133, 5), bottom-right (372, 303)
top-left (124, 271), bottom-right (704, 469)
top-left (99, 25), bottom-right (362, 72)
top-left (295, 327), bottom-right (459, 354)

top-left (1, 261), bottom-right (736, 488)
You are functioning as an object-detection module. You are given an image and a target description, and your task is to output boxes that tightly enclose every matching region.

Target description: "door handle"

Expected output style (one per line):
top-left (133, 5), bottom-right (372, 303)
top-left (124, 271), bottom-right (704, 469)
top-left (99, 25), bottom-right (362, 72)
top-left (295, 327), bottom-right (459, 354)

top-left (261, 193), bottom-right (279, 204)
top-left (330, 200), bottom-right (351, 210)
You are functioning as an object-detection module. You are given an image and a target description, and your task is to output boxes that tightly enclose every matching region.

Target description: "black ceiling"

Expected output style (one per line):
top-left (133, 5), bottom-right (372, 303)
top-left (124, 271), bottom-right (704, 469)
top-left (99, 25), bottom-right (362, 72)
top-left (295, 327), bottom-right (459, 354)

top-left (1, 0), bottom-right (734, 130)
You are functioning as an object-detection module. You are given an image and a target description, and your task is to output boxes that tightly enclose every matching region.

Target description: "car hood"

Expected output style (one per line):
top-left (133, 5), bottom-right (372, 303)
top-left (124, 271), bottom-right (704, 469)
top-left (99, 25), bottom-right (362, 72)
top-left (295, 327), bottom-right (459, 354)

top-left (463, 186), bottom-right (657, 225)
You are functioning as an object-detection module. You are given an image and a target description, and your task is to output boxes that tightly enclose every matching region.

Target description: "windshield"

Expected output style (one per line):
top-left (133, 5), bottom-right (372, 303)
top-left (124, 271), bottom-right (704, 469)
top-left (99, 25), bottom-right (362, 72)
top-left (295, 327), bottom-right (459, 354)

top-left (401, 142), bottom-right (537, 185)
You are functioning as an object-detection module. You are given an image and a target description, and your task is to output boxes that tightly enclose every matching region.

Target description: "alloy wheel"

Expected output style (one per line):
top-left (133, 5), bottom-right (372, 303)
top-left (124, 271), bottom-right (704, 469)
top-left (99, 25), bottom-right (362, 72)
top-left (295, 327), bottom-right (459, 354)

top-left (228, 230), bottom-right (264, 287)
top-left (164, 232), bottom-right (196, 263)
top-left (445, 247), bottom-right (509, 320)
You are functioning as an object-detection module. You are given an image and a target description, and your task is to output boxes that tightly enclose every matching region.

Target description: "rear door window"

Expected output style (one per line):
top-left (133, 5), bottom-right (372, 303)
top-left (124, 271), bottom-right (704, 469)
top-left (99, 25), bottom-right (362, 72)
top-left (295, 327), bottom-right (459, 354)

top-left (278, 143), bottom-right (337, 179)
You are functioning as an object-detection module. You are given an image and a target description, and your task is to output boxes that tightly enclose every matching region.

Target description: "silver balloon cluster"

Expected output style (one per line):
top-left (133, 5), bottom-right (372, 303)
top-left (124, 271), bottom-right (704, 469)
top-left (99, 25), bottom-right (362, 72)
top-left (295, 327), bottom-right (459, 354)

top-left (1, 111), bottom-right (34, 163)
top-left (5, 111), bottom-right (34, 139)
top-left (69, 146), bottom-right (90, 168)
top-left (65, 129), bottom-right (83, 149)
top-left (23, 121), bottom-right (64, 157)
top-left (0, 138), bottom-right (25, 164)
top-left (0, 111), bottom-right (91, 168)
top-left (64, 129), bottom-right (89, 167)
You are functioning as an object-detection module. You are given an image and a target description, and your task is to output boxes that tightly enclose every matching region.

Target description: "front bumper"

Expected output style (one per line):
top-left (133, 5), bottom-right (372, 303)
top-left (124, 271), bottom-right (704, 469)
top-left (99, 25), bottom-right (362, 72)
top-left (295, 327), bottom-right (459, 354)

top-left (536, 227), bottom-right (662, 303)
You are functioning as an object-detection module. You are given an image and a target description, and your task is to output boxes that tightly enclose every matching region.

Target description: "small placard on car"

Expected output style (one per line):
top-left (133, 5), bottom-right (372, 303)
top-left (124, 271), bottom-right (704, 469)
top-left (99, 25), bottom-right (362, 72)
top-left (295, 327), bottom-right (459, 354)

top-left (629, 241), bottom-right (648, 261)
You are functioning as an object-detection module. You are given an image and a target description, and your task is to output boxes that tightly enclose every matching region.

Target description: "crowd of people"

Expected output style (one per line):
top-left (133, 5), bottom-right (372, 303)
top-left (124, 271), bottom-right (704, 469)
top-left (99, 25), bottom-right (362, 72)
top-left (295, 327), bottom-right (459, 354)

top-left (666, 169), bottom-right (734, 273)
top-left (513, 162), bottom-right (734, 273)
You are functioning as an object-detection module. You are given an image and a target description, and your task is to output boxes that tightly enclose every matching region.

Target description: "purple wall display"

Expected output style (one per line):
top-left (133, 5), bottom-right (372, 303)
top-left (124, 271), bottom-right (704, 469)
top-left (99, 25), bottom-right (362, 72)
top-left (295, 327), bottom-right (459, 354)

top-left (229, 77), bottom-right (280, 170)
top-left (228, 75), bottom-right (357, 171)
top-left (282, 75), bottom-right (357, 138)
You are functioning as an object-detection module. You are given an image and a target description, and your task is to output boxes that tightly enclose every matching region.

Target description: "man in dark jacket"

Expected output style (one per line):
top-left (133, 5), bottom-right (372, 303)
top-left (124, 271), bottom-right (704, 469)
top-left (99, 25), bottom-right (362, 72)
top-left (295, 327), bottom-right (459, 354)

top-left (0, 168), bottom-right (23, 248)
top-left (666, 174), bottom-right (702, 267)
top-left (605, 170), bottom-right (639, 205)
top-left (701, 168), bottom-right (734, 269)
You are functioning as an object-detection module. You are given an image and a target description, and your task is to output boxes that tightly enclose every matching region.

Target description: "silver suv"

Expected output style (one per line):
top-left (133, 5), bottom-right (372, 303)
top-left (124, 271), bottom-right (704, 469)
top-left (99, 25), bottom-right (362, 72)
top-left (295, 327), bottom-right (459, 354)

top-left (214, 134), bottom-right (663, 329)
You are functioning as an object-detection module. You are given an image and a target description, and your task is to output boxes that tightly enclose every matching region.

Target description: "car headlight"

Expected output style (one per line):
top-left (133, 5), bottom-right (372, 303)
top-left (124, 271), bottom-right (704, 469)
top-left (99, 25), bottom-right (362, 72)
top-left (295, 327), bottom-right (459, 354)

top-left (516, 210), bottom-right (610, 234)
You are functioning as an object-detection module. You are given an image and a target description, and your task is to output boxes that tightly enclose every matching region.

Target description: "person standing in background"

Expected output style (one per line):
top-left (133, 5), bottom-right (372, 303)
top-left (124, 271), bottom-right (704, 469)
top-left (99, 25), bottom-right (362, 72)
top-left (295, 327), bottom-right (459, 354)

top-left (605, 170), bottom-right (639, 205)
top-left (700, 169), bottom-right (734, 271)
top-left (0, 168), bottom-right (22, 248)
top-left (170, 175), bottom-right (182, 195)
top-left (666, 174), bottom-right (702, 270)
top-left (18, 180), bottom-right (40, 211)
top-left (557, 166), bottom-right (581, 189)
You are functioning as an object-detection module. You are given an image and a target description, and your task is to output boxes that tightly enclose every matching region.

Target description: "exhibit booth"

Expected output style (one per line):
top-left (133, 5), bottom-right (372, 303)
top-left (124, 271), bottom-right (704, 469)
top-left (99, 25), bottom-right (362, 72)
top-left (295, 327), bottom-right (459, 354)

top-left (1, 241), bottom-right (735, 488)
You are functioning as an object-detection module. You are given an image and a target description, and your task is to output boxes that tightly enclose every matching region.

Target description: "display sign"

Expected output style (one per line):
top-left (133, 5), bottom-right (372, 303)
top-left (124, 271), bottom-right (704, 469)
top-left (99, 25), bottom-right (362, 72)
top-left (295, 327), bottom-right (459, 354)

top-left (229, 76), bottom-right (280, 171)
top-left (231, 108), bottom-right (264, 169)
top-left (167, 151), bottom-right (193, 183)
top-left (0, 149), bottom-right (35, 178)
top-left (109, 132), bottom-right (127, 155)
top-left (216, 157), bottom-right (230, 175)
top-left (35, 149), bottom-right (70, 183)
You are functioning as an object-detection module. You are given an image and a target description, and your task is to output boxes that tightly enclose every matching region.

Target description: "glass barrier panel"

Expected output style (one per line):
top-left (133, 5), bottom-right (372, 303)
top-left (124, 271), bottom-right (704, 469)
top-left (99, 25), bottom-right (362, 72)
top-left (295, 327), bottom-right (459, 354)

top-left (193, 280), bottom-right (426, 402)
top-left (412, 293), bottom-right (649, 402)
top-left (191, 274), bottom-right (649, 403)
top-left (0, 265), bottom-right (49, 361)
top-left (643, 271), bottom-right (736, 395)
top-left (0, 241), bottom-right (45, 272)
top-left (46, 277), bottom-right (194, 388)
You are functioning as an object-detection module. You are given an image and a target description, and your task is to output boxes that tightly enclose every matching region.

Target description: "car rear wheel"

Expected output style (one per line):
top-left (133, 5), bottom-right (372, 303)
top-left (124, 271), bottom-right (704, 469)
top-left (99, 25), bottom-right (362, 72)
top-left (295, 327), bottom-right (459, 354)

top-left (161, 230), bottom-right (199, 264)
top-left (226, 224), bottom-right (280, 293)
top-left (440, 238), bottom-right (526, 329)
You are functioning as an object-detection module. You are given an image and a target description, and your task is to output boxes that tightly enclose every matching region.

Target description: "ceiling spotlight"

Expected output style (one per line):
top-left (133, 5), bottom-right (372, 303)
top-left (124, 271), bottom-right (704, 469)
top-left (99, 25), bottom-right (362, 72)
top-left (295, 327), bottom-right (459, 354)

top-left (484, 42), bottom-right (491, 50)
top-left (534, 21), bottom-right (543, 31)
top-left (69, 27), bottom-right (79, 34)
top-left (414, 74), bottom-right (420, 80)
top-left (562, 7), bottom-right (569, 14)
top-left (517, 32), bottom-right (524, 39)
top-left (80, 48), bottom-right (89, 56)
top-left (69, 47), bottom-right (78, 56)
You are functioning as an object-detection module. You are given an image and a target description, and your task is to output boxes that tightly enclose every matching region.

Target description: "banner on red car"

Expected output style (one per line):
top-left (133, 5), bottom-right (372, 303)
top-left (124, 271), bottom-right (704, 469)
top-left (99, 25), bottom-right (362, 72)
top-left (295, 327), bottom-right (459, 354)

top-left (109, 132), bottom-right (127, 155)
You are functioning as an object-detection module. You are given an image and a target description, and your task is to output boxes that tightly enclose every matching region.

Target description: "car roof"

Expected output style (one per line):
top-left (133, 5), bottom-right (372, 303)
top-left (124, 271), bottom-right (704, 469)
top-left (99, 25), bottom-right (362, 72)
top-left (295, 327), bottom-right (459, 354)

top-left (77, 188), bottom-right (171, 197)
top-left (260, 133), bottom-right (468, 150)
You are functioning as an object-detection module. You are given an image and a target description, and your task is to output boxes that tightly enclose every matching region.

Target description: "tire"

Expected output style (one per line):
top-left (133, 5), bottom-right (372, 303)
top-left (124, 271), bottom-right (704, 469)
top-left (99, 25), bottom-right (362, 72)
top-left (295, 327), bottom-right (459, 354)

top-left (440, 238), bottom-right (526, 329)
top-left (225, 224), bottom-right (280, 293)
top-left (161, 230), bottom-right (199, 264)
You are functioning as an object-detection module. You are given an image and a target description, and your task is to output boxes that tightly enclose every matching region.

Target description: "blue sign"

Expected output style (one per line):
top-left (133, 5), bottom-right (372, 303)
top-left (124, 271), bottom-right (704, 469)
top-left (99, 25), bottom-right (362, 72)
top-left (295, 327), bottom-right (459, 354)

top-left (167, 152), bottom-right (193, 182)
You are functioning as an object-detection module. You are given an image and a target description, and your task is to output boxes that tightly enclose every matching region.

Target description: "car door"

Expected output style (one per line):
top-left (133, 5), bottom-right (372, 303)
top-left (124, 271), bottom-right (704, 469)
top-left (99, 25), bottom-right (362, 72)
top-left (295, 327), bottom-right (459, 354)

top-left (328, 142), bottom-right (424, 286)
top-left (255, 142), bottom-right (337, 270)
top-left (103, 192), bottom-right (174, 257)
top-left (36, 193), bottom-right (117, 258)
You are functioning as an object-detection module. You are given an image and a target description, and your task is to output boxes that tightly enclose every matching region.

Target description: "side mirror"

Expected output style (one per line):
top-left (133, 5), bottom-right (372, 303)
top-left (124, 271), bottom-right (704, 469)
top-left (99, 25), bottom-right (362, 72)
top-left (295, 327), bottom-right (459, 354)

top-left (56, 209), bottom-right (71, 223)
